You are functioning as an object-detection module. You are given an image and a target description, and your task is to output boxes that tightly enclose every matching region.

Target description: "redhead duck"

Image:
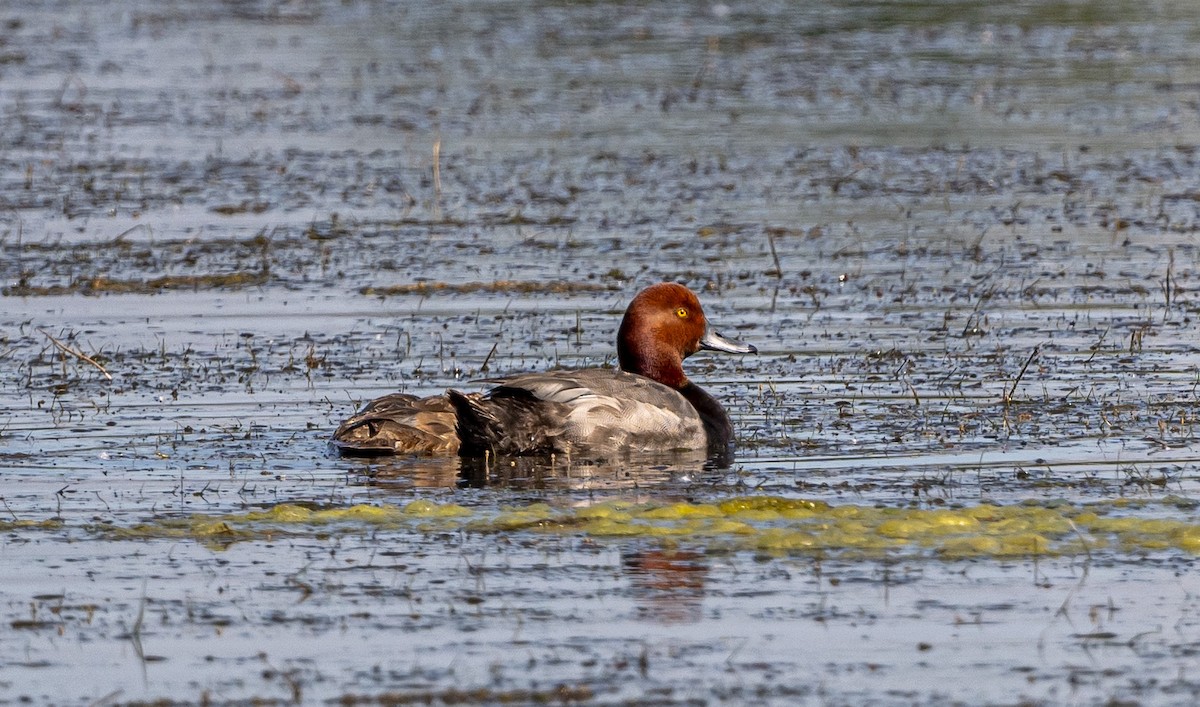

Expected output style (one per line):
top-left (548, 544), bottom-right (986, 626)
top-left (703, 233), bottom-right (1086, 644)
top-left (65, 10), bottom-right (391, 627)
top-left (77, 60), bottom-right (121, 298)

top-left (332, 283), bottom-right (755, 465)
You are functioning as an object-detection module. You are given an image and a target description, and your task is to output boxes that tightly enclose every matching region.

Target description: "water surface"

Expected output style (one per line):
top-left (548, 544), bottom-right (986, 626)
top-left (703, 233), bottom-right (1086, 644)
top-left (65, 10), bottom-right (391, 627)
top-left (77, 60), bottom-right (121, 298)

top-left (3, 0), bottom-right (1200, 704)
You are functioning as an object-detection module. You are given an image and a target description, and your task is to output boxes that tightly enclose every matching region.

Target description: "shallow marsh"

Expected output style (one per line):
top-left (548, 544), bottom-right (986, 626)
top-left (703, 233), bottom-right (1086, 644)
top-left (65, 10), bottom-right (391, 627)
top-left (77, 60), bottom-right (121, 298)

top-left (3, 0), bottom-right (1200, 704)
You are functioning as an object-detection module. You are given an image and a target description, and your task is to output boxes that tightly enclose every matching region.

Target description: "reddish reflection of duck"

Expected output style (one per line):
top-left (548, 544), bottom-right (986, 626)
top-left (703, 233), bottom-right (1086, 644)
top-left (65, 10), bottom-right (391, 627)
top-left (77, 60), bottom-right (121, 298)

top-left (332, 283), bottom-right (755, 467)
top-left (623, 547), bottom-right (708, 624)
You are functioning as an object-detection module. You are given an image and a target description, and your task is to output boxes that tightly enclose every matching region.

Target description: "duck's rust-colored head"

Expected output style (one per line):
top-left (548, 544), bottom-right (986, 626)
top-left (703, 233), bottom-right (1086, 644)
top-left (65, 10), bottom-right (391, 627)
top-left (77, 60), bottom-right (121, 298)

top-left (616, 282), bottom-right (756, 389)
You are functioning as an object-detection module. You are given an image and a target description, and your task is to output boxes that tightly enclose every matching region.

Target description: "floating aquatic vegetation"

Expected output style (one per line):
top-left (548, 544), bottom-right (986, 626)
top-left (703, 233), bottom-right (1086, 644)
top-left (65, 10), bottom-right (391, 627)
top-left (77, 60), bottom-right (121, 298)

top-left (86, 496), bottom-right (1200, 560)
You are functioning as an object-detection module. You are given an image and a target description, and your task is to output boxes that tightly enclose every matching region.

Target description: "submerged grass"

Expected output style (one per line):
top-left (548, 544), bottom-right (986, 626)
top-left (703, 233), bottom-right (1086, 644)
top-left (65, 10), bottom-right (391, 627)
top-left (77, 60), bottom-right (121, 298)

top-left (3, 270), bottom-right (270, 296)
top-left (0, 519), bottom-right (64, 532)
top-left (360, 280), bottom-right (619, 297)
top-left (89, 495), bottom-right (1200, 559)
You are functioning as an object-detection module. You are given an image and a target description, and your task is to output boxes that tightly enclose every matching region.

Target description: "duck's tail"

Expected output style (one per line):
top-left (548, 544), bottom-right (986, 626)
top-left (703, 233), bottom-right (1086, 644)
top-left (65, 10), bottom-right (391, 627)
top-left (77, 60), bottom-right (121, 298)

top-left (448, 387), bottom-right (559, 458)
top-left (446, 389), bottom-right (506, 458)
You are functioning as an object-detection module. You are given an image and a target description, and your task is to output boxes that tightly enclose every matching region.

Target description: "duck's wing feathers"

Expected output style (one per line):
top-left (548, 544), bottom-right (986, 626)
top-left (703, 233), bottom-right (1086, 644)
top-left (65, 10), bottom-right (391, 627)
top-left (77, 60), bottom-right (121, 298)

top-left (465, 369), bottom-right (705, 456)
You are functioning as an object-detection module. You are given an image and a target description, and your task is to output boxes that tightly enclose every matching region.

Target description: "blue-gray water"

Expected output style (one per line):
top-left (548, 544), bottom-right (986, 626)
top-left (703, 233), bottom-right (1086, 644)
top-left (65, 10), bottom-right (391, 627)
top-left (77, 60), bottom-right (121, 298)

top-left (3, 1), bottom-right (1200, 703)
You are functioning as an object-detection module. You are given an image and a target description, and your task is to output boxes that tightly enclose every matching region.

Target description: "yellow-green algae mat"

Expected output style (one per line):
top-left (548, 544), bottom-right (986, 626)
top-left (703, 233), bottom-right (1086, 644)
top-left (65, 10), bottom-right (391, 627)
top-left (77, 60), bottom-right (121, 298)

top-left (97, 496), bottom-right (1200, 559)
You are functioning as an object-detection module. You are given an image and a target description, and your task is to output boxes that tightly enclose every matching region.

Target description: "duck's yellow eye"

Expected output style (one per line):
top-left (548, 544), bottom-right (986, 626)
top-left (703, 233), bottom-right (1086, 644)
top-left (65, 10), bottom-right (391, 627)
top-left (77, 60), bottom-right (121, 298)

top-left (676, 307), bottom-right (688, 318)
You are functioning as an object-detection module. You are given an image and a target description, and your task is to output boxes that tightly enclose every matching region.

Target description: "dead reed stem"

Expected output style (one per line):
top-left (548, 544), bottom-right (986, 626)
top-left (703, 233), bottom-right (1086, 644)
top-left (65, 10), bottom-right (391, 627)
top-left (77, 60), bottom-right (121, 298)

top-left (40, 329), bottom-right (112, 381)
top-left (1003, 345), bottom-right (1040, 407)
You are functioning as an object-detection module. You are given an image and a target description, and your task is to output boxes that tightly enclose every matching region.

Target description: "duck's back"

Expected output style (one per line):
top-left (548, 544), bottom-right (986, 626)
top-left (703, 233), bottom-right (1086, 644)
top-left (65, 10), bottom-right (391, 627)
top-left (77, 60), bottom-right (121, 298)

top-left (449, 368), bottom-right (706, 459)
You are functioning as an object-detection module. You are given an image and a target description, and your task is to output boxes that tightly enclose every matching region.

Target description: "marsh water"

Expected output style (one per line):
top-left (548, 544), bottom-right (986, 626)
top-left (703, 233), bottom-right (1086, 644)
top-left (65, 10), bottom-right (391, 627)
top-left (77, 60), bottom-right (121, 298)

top-left (4, 0), bottom-right (1200, 704)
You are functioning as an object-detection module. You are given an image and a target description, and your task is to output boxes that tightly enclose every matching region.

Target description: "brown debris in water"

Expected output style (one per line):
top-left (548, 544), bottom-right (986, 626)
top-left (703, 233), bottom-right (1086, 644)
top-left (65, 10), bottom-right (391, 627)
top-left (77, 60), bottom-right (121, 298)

top-left (360, 280), bottom-right (619, 297)
top-left (3, 269), bottom-right (270, 296)
top-left (209, 200), bottom-right (271, 215)
top-left (337, 683), bottom-right (593, 705)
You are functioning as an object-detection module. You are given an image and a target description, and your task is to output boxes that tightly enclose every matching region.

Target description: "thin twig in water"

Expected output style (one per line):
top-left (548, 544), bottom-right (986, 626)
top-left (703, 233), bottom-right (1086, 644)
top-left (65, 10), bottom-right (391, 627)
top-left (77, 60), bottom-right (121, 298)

top-left (40, 329), bottom-right (112, 380)
top-left (430, 137), bottom-right (444, 222)
top-left (479, 342), bottom-right (499, 373)
top-left (128, 581), bottom-right (147, 664)
top-left (907, 381), bottom-right (921, 407)
top-left (1065, 518), bottom-right (1093, 562)
top-left (895, 358), bottom-right (920, 406)
top-left (0, 496), bottom-right (17, 521)
top-left (432, 138), bottom-right (442, 198)
top-left (766, 230), bottom-right (782, 278)
top-left (1004, 345), bottom-right (1040, 406)
top-left (1163, 247), bottom-right (1175, 323)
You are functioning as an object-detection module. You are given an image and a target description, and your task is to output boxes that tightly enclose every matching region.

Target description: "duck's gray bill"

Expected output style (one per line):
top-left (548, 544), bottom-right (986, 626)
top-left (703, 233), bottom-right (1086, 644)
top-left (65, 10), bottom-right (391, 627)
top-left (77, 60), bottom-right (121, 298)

top-left (700, 328), bottom-right (757, 355)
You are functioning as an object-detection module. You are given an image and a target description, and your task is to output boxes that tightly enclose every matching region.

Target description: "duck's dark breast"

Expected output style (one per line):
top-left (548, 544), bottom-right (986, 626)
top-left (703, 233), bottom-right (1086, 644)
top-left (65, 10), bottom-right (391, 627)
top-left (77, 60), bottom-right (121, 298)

top-left (677, 382), bottom-right (735, 466)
